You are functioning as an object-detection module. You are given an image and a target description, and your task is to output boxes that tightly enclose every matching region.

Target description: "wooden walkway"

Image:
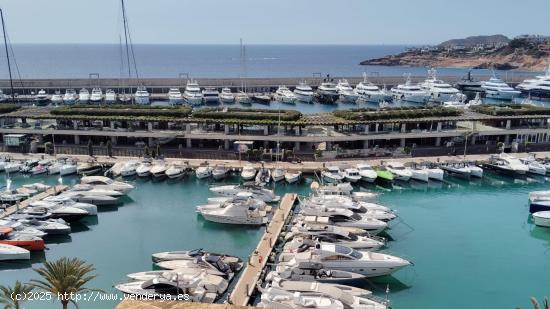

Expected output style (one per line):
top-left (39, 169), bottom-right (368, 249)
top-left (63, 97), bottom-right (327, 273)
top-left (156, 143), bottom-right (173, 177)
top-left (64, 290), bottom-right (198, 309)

top-left (229, 193), bottom-right (297, 306)
top-left (0, 185), bottom-right (67, 219)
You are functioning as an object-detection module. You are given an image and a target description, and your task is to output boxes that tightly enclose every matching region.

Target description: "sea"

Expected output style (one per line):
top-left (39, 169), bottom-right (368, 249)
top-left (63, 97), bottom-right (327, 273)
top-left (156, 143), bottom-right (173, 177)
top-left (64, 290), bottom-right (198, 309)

top-left (1, 172), bottom-right (550, 309)
top-left (0, 44), bottom-right (541, 79)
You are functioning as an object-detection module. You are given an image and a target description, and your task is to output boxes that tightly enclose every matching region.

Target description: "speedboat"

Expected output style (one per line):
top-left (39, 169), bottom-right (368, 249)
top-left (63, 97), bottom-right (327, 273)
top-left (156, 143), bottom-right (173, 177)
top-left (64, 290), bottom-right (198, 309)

top-left (80, 176), bottom-right (134, 194)
top-left (136, 162), bottom-right (152, 177)
top-left (234, 91), bottom-right (252, 104)
top-left (422, 164), bottom-right (445, 181)
top-left (484, 153), bottom-right (529, 176)
top-left (532, 211), bottom-right (550, 227)
top-left (151, 248), bottom-right (232, 262)
top-left (183, 80), bottom-right (203, 106)
top-left (77, 162), bottom-right (103, 176)
top-left (56, 161), bottom-right (76, 176)
top-left (285, 170), bottom-right (302, 184)
top-left (481, 75), bottom-right (521, 101)
top-left (90, 87), bottom-right (103, 103)
top-left (355, 72), bottom-right (392, 103)
top-left (51, 91), bottom-right (63, 105)
top-left (255, 168), bottom-right (271, 184)
top-left (32, 198), bottom-right (97, 216)
top-left (68, 184), bottom-right (124, 197)
top-left (24, 206), bottom-right (88, 222)
top-left (343, 168), bottom-right (361, 183)
top-left (467, 162), bottom-right (484, 178)
top-left (296, 215), bottom-right (387, 236)
top-left (164, 165), bottom-right (185, 179)
top-left (391, 74), bottom-right (431, 103)
top-left (294, 80), bottom-right (313, 103)
top-left (209, 183), bottom-right (280, 202)
top-left (219, 88), bottom-right (234, 103)
top-left (105, 89), bottom-right (117, 103)
top-left (300, 204), bottom-right (395, 222)
top-left (31, 164), bottom-right (48, 175)
top-left (34, 89), bottom-right (49, 105)
top-left (202, 87), bottom-right (220, 104)
top-left (156, 254), bottom-right (243, 278)
top-left (316, 82), bottom-right (340, 103)
top-left (420, 68), bottom-right (465, 103)
top-left (195, 164), bottom-right (212, 179)
top-left (57, 192), bottom-right (119, 206)
top-left (268, 261), bottom-right (366, 285)
top-left (0, 233), bottom-right (45, 251)
top-left (286, 225), bottom-right (385, 250)
top-left (0, 243), bottom-right (30, 261)
top-left (520, 155), bottom-right (547, 176)
top-left (197, 199), bottom-right (268, 225)
top-left (150, 162), bottom-right (168, 178)
top-left (240, 165), bottom-right (257, 181)
top-left (384, 162), bottom-right (412, 181)
top-left (356, 164), bottom-right (377, 183)
top-left (15, 218), bottom-right (71, 235)
top-left (0, 220), bottom-right (47, 238)
top-left (409, 166), bottom-right (430, 182)
top-left (322, 166), bottom-right (345, 183)
top-left (4, 161), bottom-right (22, 174)
top-left (167, 88), bottom-right (183, 105)
top-left (120, 160), bottom-right (140, 177)
top-left (439, 161), bottom-right (472, 179)
top-left (63, 88), bottom-right (78, 104)
top-left (271, 168), bottom-right (285, 182)
top-left (134, 86), bottom-right (150, 105)
top-left (336, 79), bottom-right (359, 103)
top-left (78, 88), bottom-right (90, 103)
top-left (258, 286), bottom-right (344, 309)
top-left (211, 165), bottom-right (228, 180)
top-left (516, 61), bottom-right (550, 100)
top-left (274, 86), bottom-right (297, 104)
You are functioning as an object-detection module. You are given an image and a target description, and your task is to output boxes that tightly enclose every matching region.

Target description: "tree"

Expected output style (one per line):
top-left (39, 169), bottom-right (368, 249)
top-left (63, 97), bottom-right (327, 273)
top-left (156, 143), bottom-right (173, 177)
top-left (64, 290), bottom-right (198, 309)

top-left (30, 257), bottom-right (100, 309)
top-left (156, 144), bottom-right (161, 158)
top-left (87, 139), bottom-right (93, 157)
top-left (144, 145), bottom-right (150, 157)
top-left (0, 281), bottom-right (33, 309)
top-left (44, 142), bottom-right (54, 156)
top-left (106, 140), bottom-right (113, 157)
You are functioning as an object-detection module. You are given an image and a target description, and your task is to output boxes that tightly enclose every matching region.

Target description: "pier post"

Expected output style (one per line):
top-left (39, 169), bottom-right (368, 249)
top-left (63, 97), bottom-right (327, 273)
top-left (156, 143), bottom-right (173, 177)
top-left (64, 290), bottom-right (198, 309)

top-left (506, 120), bottom-right (511, 130)
top-left (435, 137), bottom-right (441, 147)
top-left (401, 123), bottom-right (406, 133)
top-left (147, 122), bottom-right (153, 132)
top-left (375, 123), bottom-right (379, 133)
top-left (186, 124), bottom-right (191, 133)
top-left (505, 135), bottom-right (510, 145)
top-left (400, 138), bottom-right (405, 147)
top-left (224, 139), bottom-right (230, 150)
top-left (263, 126), bottom-right (269, 136)
top-left (294, 142), bottom-right (300, 151)
top-left (186, 138), bottom-right (192, 148)
top-left (437, 122), bottom-right (442, 132)
top-left (225, 125), bottom-right (229, 134)
top-left (74, 135), bottom-right (80, 145)
top-left (363, 140), bottom-right (369, 149)
top-left (364, 124), bottom-right (370, 134)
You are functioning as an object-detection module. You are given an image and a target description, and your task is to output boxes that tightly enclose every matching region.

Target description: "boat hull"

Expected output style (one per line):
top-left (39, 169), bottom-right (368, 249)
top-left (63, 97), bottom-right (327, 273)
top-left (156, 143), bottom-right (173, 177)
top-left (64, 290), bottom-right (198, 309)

top-left (533, 212), bottom-right (550, 227)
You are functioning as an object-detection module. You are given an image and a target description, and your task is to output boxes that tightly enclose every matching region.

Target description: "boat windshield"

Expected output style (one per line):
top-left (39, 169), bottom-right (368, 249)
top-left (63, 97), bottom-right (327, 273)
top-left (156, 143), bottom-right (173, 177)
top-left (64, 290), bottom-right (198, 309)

top-left (335, 244), bottom-right (362, 259)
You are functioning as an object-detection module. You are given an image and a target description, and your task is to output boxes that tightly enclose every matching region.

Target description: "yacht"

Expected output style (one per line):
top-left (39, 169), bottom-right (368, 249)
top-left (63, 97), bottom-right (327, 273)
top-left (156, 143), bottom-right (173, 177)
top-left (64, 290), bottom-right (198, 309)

top-left (165, 165), bottom-right (185, 179)
top-left (322, 166), bottom-right (345, 183)
top-left (167, 88), bottom-right (183, 105)
top-left (209, 183), bottom-right (280, 202)
top-left (258, 286), bottom-right (344, 309)
top-left (234, 91), bottom-right (252, 104)
top-left (196, 198), bottom-right (268, 225)
top-left (484, 153), bottom-right (529, 176)
top-left (0, 233), bottom-right (45, 251)
top-left (155, 254), bottom-right (243, 278)
top-left (271, 168), bottom-right (285, 182)
top-left (90, 87), bottom-right (103, 103)
top-left (59, 162), bottom-right (77, 176)
top-left (520, 155), bottom-right (546, 176)
top-left (279, 243), bottom-right (410, 277)
top-left (316, 82), bottom-right (340, 103)
top-left (150, 162), bottom-right (168, 178)
top-left (219, 87), bottom-right (234, 103)
top-left (268, 261), bottom-right (366, 284)
top-left (120, 160), bottom-right (140, 177)
top-left (240, 165), bottom-right (257, 181)
top-left (343, 168), bottom-right (361, 183)
top-left (300, 204), bottom-right (396, 222)
top-left (183, 80), bottom-right (203, 106)
top-left (31, 198), bottom-right (97, 216)
top-left (439, 161), bottom-right (472, 179)
top-left (105, 89), bottom-right (117, 103)
top-left (255, 168), bottom-right (271, 184)
top-left (15, 218), bottom-right (71, 235)
top-left (285, 170), bottom-right (302, 184)
top-left (274, 85), bottom-right (297, 104)
top-left (80, 176), bottom-right (134, 194)
top-left (34, 89), bottom-right (49, 105)
top-left (78, 88), bottom-right (90, 103)
top-left (0, 243), bottom-right (30, 261)
top-left (134, 86), bottom-right (150, 105)
top-left (0, 89), bottom-right (7, 102)
top-left (4, 161), bottom-right (22, 174)
top-left (516, 61), bottom-right (550, 100)
top-left (202, 87), bottom-right (220, 104)
top-left (356, 164), bottom-right (377, 183)
top-left (355, 72), bottom-right (392, 103)
top-left (296, 215), bottom-right (387, 236)
top-left (294, 80), bottom-right (314, 103)
top-left (50, 91), bottom-right (63, 105)
top-left (384, 162), bottom-right (413, 181)
top-left (211, 165), bottom-right (228, 180)
top-left (286, 225), bottom-right (385, 250)
top-left (63, 88), bottom-right (78, 104)
top-left (481, 75), bottom-right (520, 100)
top-left (410, 166), bottom-right (430, 182)
top-left (391, 75), bottom-right (431, 103)
top-left (119, 91), bottom-right (132, 103)
top-left (420, 69), bottom-right (466, 102)
top-left (136, 162), bottom-right (152, 177)
top-left (195, 164), bottom-right (213, 179)
top-left (335, 79), bottom-right (359, 103)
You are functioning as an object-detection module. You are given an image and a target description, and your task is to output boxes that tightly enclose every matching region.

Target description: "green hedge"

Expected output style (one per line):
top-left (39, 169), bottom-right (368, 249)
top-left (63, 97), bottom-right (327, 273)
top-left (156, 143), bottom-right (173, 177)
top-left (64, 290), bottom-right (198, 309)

top-left (470, 104), bottom-right (550, 116)
top-left (192, 108), bottom-right (302, 121)
top-left (51, 105), bottom-right (192, 118)
top-left (333, 107), bottom-right (463, 121)
top-left (0, 104), bottom-right (21, 114)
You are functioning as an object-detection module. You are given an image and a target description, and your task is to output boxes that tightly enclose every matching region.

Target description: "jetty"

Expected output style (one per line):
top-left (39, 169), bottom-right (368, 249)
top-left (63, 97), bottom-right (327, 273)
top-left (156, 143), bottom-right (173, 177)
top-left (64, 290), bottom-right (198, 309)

top-left (229, 193), bottom-right (297, 306)
top-left (0, 185), bottom-right (67, 219)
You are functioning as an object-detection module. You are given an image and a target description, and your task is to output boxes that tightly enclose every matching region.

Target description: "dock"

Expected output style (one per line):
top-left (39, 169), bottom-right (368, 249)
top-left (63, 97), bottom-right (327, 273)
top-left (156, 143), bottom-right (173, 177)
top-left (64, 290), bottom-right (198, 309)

top-left (0, 185), bottom-right (67, 219)
top-left (229, 193), bottom-right (297, 306)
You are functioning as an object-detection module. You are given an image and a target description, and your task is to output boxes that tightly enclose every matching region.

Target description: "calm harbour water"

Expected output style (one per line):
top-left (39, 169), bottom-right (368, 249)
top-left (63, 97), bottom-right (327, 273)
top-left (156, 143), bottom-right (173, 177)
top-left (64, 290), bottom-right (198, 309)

top-left (1, 171), bottom-right (550, 309)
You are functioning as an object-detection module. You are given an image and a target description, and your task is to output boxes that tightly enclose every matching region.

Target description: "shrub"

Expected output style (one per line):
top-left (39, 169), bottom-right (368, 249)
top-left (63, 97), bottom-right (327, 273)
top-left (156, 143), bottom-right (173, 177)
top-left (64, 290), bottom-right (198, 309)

top-left (471, 104), bottom-right (550, 116)
top-left (192, 108), bottom-right (302, 121)
top-left (333, 107), bottom-right (463, 121)
top-left (0, 104), bottom-right (20, 114)
top-left (51, 105), bottom-right (192, 118)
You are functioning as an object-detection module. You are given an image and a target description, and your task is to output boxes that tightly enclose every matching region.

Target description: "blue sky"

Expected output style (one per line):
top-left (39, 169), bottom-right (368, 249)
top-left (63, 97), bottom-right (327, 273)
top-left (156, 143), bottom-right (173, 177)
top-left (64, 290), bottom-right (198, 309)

top-left (0, 0), bottom-right (548, 45)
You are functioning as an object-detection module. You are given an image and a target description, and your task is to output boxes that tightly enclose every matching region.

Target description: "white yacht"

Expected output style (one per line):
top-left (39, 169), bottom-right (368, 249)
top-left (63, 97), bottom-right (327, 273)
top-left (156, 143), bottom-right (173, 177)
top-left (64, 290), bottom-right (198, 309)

top-left (63, 88), bottom-right (78, 104)
top-left (420, 69), bottom-right (466, 102)
top-left (219, 87), bottom-right (235, 103)
top-left (59, 162), bottom-right (77, 176)
top-left (336, 79), bottom-right (359, 103)
top-left (317, 82), bottom-right (340, 103)
top-left (410, 166), bottom-right (430, 182)
top-left (516, 61), bottom-right (550, 100)
top-left (183, 80), bottom-right (203, 106)
top-left (34, 89), bottom-right (49, 104)
top-left (384, 162), bottom-right (413, 181)
top-left (355, 72), bottom-right (392, 103)
top-left (167, 88), bottom-right (183, 105)
top-left (356, 164), bottom-right (377, 183)
top-left (196, 198), bottom-right (268, 225)
top-left (120, 160), bottom-right (140, 177)
top-left (211, 165), bottom-right (228, 180)
top-left (300, 204), bottom-right (396, 222)
top-left (258, 287), bottom-right (344, 309)
top-left (271, 168), bottom-right (285, 182)
top-left (286, 225), bottom-right (385, 250)
top-left (240, 165), bottom-right (257, 181)
top-left (520, 155), bottom-right (546, 176)
top-left (274, 86), bottom-right (297, 104)
top-left (209, 183), bottom-right (280, 202)
top-left (136, 162), bottom-right (152, 177)
top-left (297, 215), bottom-right (387, 236)
top-left (485, 153), bottom-right (529, 176)
top-left (195, 164), bottom-right (213, 179)
top-left (90, 87), bottom-right (103, 103)
top-left (234, 91), bottom-right (252, 104)
top-left (481, 75), bottom-right (520, 100)
top-left (391, 75), bottom-right (431, 103)
top-left (0, 244), bottom-right (30, 261)
top-left (294, 80), bottom-right (314, 103)
top-left (285, 170), bottom-right (302, 184)
top-left (105, 89), bottom-right (117, 103)
top-left (78, 88), bottom-right (90, 103)
top-left (80, 176), bottom-right (134, 194)
top-left (343, 168), bottom-right (361, 183)
top-left (202, 87), bottom-right (220, 104)
top-left (50, 91), bottom-right (63, 105)
top-left (322, 166), bottom-right (345, 183)
top-left (150, 162), bottom-right (168, 178)
top-left (165, 165), bottom-right (186, 179)
top-left (134, 86), bottom-right (150, 104)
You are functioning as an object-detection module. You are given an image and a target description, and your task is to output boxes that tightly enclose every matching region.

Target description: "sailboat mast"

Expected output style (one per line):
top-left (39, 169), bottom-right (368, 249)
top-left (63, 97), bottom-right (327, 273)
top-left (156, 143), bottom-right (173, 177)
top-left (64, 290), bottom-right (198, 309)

top-left (0, 9), bottom-right (15, 104)
top-left (121, 0), bottom-right (132, 99)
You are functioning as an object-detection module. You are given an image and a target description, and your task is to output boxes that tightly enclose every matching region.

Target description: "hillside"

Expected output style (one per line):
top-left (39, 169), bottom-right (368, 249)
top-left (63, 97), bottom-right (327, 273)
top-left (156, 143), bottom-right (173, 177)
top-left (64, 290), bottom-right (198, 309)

top-left (438, 35), bottom-right (510, 48)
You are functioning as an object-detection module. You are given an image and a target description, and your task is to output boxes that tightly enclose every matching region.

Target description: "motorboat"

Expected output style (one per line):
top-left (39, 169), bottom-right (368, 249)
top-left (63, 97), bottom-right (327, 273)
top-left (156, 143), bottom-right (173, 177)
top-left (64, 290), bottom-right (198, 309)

top-left (316, 81), bottom-right (340, 103)
top-left (165, 165), bottom-right (185, 179)
top-left (151, 248), bottom-right (234, 263)
top-left (90, 87), bottom-right (104, 103)
top-left (134, 86), bottom-right (150, 105)
top-left (416, 164), bottom-right (445, 181)
top-left (234, 91), bottom-right (252, 104)
top-left (57, 192), bottom-right (119, 206)
top-left (255, 168), bottom-right (271, 184)
top-left (409, 166), bottom-right (430, 182)
top-left (32, 198), bottom-right (97, 216)
top-left (516, 60), bottom-right (550, 100)
top-left (197, 199), bottom-right (268, 225)
top-left (356, 164), bottom-right (377, 183)
top-left (0, 243), bottom-right (30, 261)
top-left (50, 91), bottom-right (63, 105)
top-left (294, 80), bottom-right (314, 103)
top-left (279, 243), bottom-right (410, 278)
top-left (420, 68), bottom-right (466, 103)
top-left (211, 165), bottom-right (228, 180)
top-left (78, 88), bottom-right (90, 103)
top-left (343, 168), bottom-right (361, 183)
top-left (68, 184), bottom-right (124, 197)
top-left (34, 89), bottom-right (49, 105)
top-left (167, 88), bottom-right (183, 105)
top-left (195, 164), bottom-right (212, 179)
top-left (439, 161), bottom-right (472, 179)
top-left (296, 215), bottom-right (387, 236)
top-left (274, 85), bottom-right (297, 104)
top-left (355, 72), bottom-right (392, 103)
top-left (183, 80), bottom-right (203, 106)
top-left (105, 89), bottom-right (117, 103)
top-left (532, 211), bottom-right (550, 227)
top-left (127, 268), bottom-right (225, 281)
top-left (150, 162), bottom-right (168, 178)
top-left (0, 233), bottom-right (45, 251)
top-left (156, 254), bottom-right (243, 278)
top-left (219, 88), bottom-right (235, 103)
top-left (384, 162), bottom-right (412, 181)
top-left (481, 75), bottom-right (520, 100)
top-left (285, 170), bottom-right (302, 184)
top-left (120, 161), bottom-right (140, 177)
top-left (467, 162), bottom-right (484, 178)
top-left (119, 91), bottom-right (132, 103)
top-left (80, 176), bottom-right (134, 194)
top-left (268, 261), bottom-right (366, 285)
top-left (59, 162), bottom-right (77, 176)
top-left (271, 168), bottom-right (285, 182)
top-left (210, 183), bottom-right (280, 202)
top-left (202, 87), bottom-right (220, 104)
top-left (300, 204), bottom-right (396, 222)
top-left (63, 88), bottom-right (78, 104)
top-left (258, 286), bottom-right (344, 309)
top-left (442, 95), bottom-right (468, 109)
top-left (77, 162), bottom-right (103, 176)
top-left (304, 195), bottom-right (393, 214)
top-left (529, 191), bottom-right (550, 213)
top-left (136, 162), bottom-right (152, 177)
top-left (47, 161), bottom-right (63, 175)
top-left (15, 218), bottom-right (71, 235)
top-left (4, 161), bottom-right (22, 174)
top-left (240, 164), bottom-right (257, 181)
top-left (322, 166), bottom-right (345, 183)
top-left (520, 155), bottom-right (547, 176)
top-left (391, 74), bottom-right (431, 103)
top-left (286, 225), bottom-right (385, 250)
top-left (31, 164), bottom-right (48, 175)
top-left (24, 205), bottom-right (88, 222)
top-left (0, 220), bottom-right (47, 238)
top-left (310, 182), bottom-right (354, 198)
top-left (484, 153), bottom-right (529, 176)
top-left (336, 79), bottom-right (359, 103)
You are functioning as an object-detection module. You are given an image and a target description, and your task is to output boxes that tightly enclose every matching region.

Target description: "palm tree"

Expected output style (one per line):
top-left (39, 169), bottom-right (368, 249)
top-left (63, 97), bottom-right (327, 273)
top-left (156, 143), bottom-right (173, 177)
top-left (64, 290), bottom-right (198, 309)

top-left (0, 281), bottom-right (33, 309)
top-left (30, 257), bottom-right (100, 309)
